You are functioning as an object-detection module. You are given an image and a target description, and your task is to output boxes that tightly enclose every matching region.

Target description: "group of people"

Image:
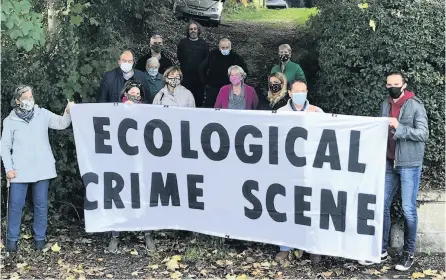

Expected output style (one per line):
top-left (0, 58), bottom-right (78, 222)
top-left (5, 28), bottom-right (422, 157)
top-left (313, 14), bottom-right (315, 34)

top-left (1, 20), bottom-right (428, 272)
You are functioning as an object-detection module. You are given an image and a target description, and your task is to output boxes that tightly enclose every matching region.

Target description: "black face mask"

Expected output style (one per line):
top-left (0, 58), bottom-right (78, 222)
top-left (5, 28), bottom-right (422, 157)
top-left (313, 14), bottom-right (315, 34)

top-left (269, 83), bottom-right (282, 93)
top-left (387, 86), bottom-right (403, 99)
top-left (151, 45), bottom-right (163, 53)
top-left (280, 54), bottom-right (290, 62)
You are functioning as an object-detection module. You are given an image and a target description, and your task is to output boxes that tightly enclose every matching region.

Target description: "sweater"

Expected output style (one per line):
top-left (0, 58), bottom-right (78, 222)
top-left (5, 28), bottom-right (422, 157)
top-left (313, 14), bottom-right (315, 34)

top-left (278, 99), bottom-right (324, 112)
top-left (271, 61), bottom-right (306, 84)
top-left (177, 38), bottom-right (209, 82)
top-left (199, 49), bottom-right (249, 89)
top-left (387, 90), bottom-right (415, 160)
top-left (152, 85), bottom-right (196, 107)
top-left (1, 106), bottom-right (72, 183)
top-left (214, 84), bottom-right (259, 110)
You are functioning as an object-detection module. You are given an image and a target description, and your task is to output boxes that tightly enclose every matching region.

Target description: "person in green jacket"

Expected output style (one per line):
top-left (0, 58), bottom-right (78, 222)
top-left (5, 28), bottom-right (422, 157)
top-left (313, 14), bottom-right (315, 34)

top-left (270, 44), bottom-right (306, 84)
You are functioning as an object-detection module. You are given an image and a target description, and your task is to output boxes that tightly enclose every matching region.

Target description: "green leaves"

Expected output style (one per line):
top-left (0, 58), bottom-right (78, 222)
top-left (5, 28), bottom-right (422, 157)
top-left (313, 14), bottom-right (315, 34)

top-left (309, 0), bottom-right (445, 188)
top-left (1, 0), bottom-right (45, 52)
top-left (70, 15), bottom-right (84, 26)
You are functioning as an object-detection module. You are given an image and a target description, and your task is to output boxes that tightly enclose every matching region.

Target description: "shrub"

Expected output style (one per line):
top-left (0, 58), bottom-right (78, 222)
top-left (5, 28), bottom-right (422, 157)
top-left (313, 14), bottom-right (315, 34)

top-left (308, 0), bottom-right (445, 189)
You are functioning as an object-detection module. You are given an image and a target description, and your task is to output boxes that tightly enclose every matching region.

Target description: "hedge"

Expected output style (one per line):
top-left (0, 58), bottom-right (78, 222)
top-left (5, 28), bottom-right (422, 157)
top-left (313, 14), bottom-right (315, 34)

top-left (306, 0), bottom-right (445, 190)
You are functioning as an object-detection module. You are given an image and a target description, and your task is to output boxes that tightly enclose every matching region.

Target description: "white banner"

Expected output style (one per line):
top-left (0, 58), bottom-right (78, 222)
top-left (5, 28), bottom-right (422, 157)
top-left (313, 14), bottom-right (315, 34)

top-left (71, 104), bottom-right (388, 262)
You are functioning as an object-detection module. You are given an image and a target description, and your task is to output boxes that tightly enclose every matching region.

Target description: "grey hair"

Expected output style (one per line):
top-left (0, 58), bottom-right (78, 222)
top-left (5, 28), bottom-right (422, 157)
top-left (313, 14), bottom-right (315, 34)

top-left (227, 65), bottom-right (247, 79)
top-left (146, 57), bottom-right (160, 70)
top-left (11, 85), bottom-right (32, 107)
top-left (219, 38), bottom-right (232, 49)
top-left (278, 44), bottom-right (292, 53)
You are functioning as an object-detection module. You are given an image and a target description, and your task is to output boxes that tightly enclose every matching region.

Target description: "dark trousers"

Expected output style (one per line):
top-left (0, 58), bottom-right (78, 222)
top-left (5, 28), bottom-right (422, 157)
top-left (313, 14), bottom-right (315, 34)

top-left (183, 77), bottom-right (205, 108)
top-left (202, 85), bottom-right (220, 108)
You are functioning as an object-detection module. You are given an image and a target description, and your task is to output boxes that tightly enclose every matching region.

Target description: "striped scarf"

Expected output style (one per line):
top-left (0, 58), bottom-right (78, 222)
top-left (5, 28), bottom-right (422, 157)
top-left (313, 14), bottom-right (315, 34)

top-left (14, 107), bottom-right (34, 123)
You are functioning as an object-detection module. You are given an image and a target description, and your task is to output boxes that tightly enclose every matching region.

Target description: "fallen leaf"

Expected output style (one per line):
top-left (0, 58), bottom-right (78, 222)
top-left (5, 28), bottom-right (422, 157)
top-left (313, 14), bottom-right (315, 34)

top-left (130, 249), bottom-right (138, 255)
top-left (366, 269), bottom-right (381, 276)
top-left (261, 261), bottom-right (271, 268)
top-left (66, 275), bottom-right (75, 280)
top-left (51, 242), bottom-right (61, 253)
top-left (236, 274), bottom-right (247, 280)
top-left (393, 276), bottom-right (401, 279)
top-left (171, 271), bottom-right (182, 279)
top-left (16, 263), bottom-right (28, 269)
top-left (97, 258), bottom-right (103, 261)
top-left (131, 271), bottom-right (138, 276)
top-left (246, 257), bottom-right (255, 263)
top-left (200, 269), bottom-right (207, 276)
top-left (171, 255), bottom-right (182, 261)
top-left (411, 272), bottom-right (425, 279)
top-left (167, 257), bottom-right (180, 271)
top-left (322, 271), bottom-right (333, 278)
top-left (358, 3), bottom-right (369, 9)
top-left (10, 273), bottom-right (20, 280)
top-left (334, 268), bottom-right (344, 276)
top-left (226, 274), bottom-right (236, 280)
top-left (381, 266), bottom-right (390, 273)
top-left (369, 19), bottom-right (376, 32)
top-left (106, 274), bottom-right (113, 278)
top-left (423, 269), bottom-right (439, 276)
top-left (21, 234), bottom-right (32, 240)
top-left (148, 264), bottom-right (159, 269)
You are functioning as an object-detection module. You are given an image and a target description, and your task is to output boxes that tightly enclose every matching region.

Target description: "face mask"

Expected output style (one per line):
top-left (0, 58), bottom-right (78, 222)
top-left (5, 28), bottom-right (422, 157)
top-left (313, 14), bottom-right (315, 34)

top-left (120, 62), bottom-right (133, 73)
top-left (148, 68), bottom-right (158, 77)
top-left (280, 54), bottom-right (290, 62)
top-left (19, 98), bottom-right (35, 111)
top-left (269, 83), bottom-right (282, 93)
top-left (221, 49), bottom-right (230, 56)
top-left (151, 45), bottom-right (163, 53)
top-left (387, 86), bottom-right (403, 99)
top-left (292, 92), bottom-right (307, 106)
top-left (167, 77), bottom-right (180, 88)
top-left (125, 93), bottom-right (141, 103)
top-left (229, 76), bottom-right (243, 85)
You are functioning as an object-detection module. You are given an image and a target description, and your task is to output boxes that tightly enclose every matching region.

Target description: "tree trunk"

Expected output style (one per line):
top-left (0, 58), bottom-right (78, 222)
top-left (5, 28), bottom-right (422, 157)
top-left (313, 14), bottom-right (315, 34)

top-left (47, 0), bottom-right (59, 36)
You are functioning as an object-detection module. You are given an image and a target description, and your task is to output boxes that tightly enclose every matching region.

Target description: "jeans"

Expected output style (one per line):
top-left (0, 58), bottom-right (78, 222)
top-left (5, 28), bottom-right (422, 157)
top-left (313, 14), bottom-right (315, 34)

top-left (382, 160), bottom-right (421, 254)
top-left (7, 180), bottom-right (50, 242)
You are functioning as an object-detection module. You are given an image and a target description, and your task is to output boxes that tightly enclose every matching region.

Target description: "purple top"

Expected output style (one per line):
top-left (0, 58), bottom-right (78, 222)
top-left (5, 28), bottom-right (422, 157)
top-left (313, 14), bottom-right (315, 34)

top-left (214, 84), bottom-right (259, 110)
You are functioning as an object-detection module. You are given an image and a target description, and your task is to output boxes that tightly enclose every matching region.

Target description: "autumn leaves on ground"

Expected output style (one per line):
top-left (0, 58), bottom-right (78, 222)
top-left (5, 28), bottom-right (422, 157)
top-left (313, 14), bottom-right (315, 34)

top-left (1, 222), bottom-right (445, 279)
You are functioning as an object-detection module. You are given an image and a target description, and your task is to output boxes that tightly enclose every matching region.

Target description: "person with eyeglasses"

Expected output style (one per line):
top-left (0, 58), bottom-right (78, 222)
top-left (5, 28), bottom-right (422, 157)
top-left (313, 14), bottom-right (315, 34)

top-left (152, 66), bottom-right (195, 107)
top-left (177, 21), bottom-right (209, 107)
top-left (97, 50), bottom-right (151, 103)
top-left (1, 85), bottom-right (74, 252)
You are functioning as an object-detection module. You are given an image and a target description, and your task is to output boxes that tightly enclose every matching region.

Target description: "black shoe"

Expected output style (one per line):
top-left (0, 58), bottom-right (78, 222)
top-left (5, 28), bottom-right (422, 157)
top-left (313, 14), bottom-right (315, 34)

top-left (35, 240), bottom-right (46, 251)
top-left (395, 251), bottom-right (414, 271)
top-left (358, 251), bottom-right (388, 266)
top-left (6, 240), bottom-right (17, 252)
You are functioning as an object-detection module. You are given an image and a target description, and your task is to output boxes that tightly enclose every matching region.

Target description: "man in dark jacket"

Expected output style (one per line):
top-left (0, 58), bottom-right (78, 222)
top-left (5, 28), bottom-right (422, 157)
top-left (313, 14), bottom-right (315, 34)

top-left (359, 72), bottom-right (428, 271)
top-left (135, 33), bottom-right (173, 75)
top-left (199, 38), bottom-right (248, 108)
top-left (177, 21), bottom-right (209, 107)
top-left (97, 50), bottom-right (151, 103)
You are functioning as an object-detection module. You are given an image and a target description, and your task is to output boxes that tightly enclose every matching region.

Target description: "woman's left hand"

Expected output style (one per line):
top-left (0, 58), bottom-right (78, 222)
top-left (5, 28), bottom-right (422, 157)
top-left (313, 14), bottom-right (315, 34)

top-left (65, 100), bottom-right (75, 114)
top-left (308, 105), bottom-right (320, 112)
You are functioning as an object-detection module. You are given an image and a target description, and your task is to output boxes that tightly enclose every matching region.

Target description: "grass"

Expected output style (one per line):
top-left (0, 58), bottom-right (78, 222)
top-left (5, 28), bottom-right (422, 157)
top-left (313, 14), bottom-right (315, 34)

top-left (223, 7), bottom-right (318, 26)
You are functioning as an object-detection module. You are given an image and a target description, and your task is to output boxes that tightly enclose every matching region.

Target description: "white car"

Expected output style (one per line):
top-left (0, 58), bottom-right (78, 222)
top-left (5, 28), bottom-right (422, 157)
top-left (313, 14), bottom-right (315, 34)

top-left (174, 0), bottom-right (225, 27)
top-left (266, 0), bottom-right (291, 8)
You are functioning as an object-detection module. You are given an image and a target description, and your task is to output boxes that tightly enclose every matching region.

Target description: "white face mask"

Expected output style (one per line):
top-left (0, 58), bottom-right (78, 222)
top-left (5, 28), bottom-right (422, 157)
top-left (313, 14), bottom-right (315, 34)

top-left (120, 62), bottom-right (133, 73)
top-left (19, 98), bottom-right (35, 111)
